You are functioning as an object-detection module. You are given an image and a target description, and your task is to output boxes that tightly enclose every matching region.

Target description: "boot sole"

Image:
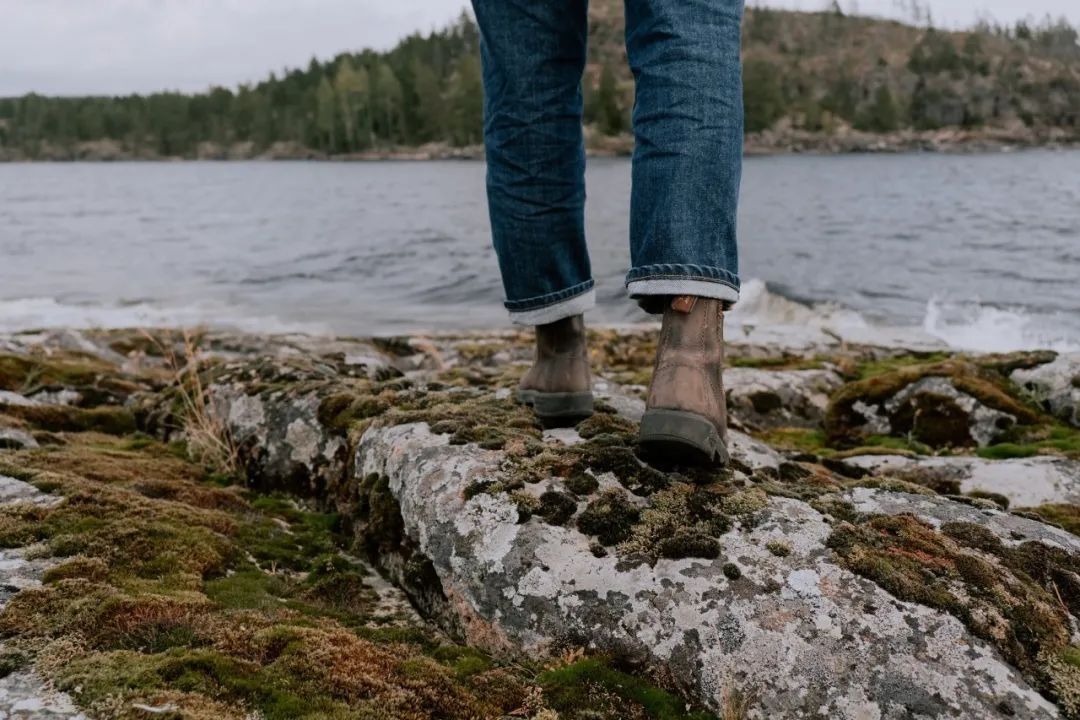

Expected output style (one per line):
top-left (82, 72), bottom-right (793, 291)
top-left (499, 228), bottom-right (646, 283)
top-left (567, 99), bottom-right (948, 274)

top-left (516, 389), bottom-right (594, 428)
top-left (637, 409), bottom-right (730, 467)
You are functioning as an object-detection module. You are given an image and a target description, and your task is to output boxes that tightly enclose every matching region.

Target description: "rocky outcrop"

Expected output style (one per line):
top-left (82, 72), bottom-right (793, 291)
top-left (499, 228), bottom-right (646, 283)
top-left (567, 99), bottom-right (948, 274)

top-left (3, 329), bottom-right (1079, 719)
top-left (1015, 354), bottom-right (1080, 429)
top-left (355, 421), bottom-right (1064, 719)
top-left (724, 367), bottom-right (843, 429)
top-left (825, 359), bottom-right (1044, 449)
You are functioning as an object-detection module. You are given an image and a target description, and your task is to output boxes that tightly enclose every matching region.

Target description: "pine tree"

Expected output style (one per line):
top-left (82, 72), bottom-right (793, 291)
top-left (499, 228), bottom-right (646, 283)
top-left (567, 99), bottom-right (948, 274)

top-left (315, 76), bottom-right (337, 151)
top-left (448, 55), bottom-right (483, 146)
top-left (334, 58), bottom-right (364, 151)
top-left (412, 60), bottom-right (446, 142)
top-left (373, 63), bottom-right (403, 143)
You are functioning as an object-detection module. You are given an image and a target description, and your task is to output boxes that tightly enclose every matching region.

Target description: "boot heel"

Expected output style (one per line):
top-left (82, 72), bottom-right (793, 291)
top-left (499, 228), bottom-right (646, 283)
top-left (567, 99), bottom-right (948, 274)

top-left (637, 409), bottom-right (729, 467)
top-left (532, 392), bottom-right (594, 428)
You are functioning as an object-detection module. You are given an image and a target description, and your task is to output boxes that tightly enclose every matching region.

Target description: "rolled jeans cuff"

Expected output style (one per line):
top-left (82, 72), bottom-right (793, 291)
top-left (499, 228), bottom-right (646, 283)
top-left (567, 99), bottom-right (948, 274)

top-left (625, 264), bottom-right (740, 304)
top-left (506, 280), bottom-right (595, 326)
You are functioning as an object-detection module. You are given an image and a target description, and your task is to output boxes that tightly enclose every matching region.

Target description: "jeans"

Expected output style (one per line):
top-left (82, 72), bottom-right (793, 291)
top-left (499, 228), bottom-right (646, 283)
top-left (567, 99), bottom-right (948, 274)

top-left (472, 0), bottom-right (744, 325)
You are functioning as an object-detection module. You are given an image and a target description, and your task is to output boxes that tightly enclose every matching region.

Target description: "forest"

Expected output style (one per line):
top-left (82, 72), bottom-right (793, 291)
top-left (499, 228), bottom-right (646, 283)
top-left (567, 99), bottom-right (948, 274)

top-left (0, 6), bottom-right (1077, 159)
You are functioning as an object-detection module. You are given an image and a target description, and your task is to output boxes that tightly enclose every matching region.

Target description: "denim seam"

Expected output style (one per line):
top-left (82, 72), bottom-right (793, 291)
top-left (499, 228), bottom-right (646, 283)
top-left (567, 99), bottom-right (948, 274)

top-left (503, 279), bottom-right (595, 312)
top-left (626, 264), bottom-right (740, 288)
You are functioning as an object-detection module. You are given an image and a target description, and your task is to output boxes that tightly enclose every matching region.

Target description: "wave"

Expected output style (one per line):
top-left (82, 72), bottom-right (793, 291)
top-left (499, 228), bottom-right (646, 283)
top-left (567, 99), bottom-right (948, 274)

top-left (922, 297), bottom-right (1080, 353)
top-left (0, 297), bottom-right (331, 336)
top-left (0, 286), bottom-right (1076, 353)
top-left (727, 279), bottom-right (1079, 353)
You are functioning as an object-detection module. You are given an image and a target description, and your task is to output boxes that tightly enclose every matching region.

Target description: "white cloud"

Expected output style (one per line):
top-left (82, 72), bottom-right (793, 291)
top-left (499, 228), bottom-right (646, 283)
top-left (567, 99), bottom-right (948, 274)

top-left (0, 0), bottom-right (467, 95)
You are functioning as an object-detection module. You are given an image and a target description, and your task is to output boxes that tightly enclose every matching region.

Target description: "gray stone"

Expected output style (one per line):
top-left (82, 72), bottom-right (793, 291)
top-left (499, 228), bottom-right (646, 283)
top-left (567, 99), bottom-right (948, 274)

top-left (724, 367), bottom-right (843, 429)
top-left (355, 422), bottom-right (1061, 719)
top-left (0, 392), bottom-right (36, 408)
top-left (0, 476), bottom-right (84, 720)
top-left (842, 453), bottom-right (1080, 507)
top-left (1014, 353), bottom-right (1080, 428)
top-left (0, 430), bottom-right (37, 451)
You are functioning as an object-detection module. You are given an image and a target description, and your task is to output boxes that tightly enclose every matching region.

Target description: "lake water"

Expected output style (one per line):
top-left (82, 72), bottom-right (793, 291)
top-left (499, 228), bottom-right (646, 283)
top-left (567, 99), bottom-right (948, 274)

top-left (1, 151), bottom-right (1078, 351)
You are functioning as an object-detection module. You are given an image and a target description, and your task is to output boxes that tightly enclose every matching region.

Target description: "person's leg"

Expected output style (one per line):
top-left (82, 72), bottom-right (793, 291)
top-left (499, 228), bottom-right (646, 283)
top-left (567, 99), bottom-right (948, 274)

top-left (472, 0), bottom-right (594, 425)
top-left (623, 0), bottom-right (744, 303)
top-left (623, 0), bottom-right (744, 464)
top-left (472, 0), bottom-right (594, 325)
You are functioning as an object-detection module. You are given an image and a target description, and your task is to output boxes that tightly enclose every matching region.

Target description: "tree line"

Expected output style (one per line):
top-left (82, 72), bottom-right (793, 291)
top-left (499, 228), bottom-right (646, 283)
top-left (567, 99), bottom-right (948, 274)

top-left (0, 9), bottom-right (1077, 159)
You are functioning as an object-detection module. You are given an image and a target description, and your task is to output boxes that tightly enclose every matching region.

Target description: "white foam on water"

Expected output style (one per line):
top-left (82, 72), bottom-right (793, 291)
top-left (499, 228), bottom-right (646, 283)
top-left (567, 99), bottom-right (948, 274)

top-left (0, 297), bottom-right (331, 336)
top-left (0, 283), bottom-right (1076, 353)
top-left (922, 297), bottom-right (1080, 353)
top-left (725, 279), bottom-right (1078, 353)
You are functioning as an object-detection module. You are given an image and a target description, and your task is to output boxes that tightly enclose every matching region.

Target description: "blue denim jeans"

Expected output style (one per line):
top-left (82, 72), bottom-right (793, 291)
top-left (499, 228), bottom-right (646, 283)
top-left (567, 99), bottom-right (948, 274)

top-left (473, 0), bottom-right (744, 325)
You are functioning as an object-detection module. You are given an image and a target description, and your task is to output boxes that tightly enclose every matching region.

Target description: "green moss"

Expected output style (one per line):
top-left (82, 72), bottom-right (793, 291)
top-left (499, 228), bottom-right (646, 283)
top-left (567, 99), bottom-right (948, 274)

top-left (316, 391), bottom-right (388, 434)
top-left (855, 352), bottom-right (952, 380)
top-left (576, 411), bottom-right (637, 440)
top-left (722, 563), bottom-right (742, 580)
top-left (979, 425), bottom-right (1080, 460)
top-left (829, 514), bottom-right (1080, 708)
top-left (537, 490), bottom-right (578, 526)
top-left (1, 404), bottom-right (136, 435)
top-left (619, 485), bottom-right (733, 563)
top-left (754, 427), bottom-right (833, 456)
top-left (204, 570), bottom-right (290, 611)
top-left (578, 489), bottom-right (641, 546)
top-left (730, 354), bottom-right (825, 370)
top-left (826, 359), bottom-right (1043, 449)
top-left (0, 648), bottom-right (30, 679)
top-left (658, 531), bottom-right (721, 560)
top-left (722, 488), bottom-right (768, 516)
top-left (1023, 504), bottom-right (1080, 537)
top-left (966, 490), bottom-right (1010, 510)
top-left (0, 352), bottom-right (140, 399)
top-left (539, 657), bottom-right (716, 720)
top-left (565, 472), bottom-right (600, 496)
top-left (766, 540), bottom-right (792, 557)
top-left (977, 443), bottom-right (1040, 459)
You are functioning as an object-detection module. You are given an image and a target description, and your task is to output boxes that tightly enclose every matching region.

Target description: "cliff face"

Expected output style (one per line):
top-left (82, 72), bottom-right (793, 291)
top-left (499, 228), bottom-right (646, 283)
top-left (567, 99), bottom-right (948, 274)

top-left (1, 327), bottom-right (1079, 718)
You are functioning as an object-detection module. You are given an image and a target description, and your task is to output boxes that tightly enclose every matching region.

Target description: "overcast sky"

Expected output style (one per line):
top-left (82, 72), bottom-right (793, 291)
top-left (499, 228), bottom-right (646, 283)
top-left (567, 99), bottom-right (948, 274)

top-left (2, 0), bottom-right (1077, 96)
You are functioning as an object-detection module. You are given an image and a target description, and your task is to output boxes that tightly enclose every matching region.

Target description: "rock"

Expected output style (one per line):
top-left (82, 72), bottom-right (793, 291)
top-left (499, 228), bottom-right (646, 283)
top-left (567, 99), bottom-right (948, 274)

top-left (0, 391), bottom-right (37, 408)
top-left (724, 367), bottom-right (843, 429)
top-left (0, 476), bottom-right (84, 720)
top-left (208, 375), bottom-right (348, 495)
top-left (841, 454), bottom-right (1080, 507)
top-left (355, 422), bottom-right (1062, 719)
top-left (1014, 353), bottom-right (1080, 428)
top-left (0, 429), bottom-right (38, 450)
top-left (826, 359), bottom-right (1041, 449)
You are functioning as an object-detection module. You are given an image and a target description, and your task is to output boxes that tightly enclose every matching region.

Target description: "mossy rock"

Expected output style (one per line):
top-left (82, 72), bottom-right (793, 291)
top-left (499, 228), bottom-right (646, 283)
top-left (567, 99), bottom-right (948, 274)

top-left (826, 359), bottom-right (1043, 449)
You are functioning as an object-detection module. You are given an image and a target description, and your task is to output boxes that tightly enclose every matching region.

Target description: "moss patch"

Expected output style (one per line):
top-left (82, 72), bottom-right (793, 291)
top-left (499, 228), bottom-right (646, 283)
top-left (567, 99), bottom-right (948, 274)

top-left (828, 514), bottom-right (1080, 712)
top-left (1023, 504), bottom-right (1080, 537)
top-left (826, 358), bottom-right (1043, 449)
top-left (539, 657), bottom-right (716, 720)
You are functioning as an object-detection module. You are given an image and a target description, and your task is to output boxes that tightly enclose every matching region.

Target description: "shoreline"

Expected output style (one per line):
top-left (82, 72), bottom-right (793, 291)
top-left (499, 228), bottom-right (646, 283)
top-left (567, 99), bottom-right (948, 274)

top-left (2, 126), bottom-right (1077, 162)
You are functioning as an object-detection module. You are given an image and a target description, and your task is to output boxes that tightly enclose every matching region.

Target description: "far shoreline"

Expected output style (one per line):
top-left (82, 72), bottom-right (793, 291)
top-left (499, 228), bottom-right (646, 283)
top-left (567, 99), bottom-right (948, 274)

top-left (2, 126), bottom-right (1077, 163)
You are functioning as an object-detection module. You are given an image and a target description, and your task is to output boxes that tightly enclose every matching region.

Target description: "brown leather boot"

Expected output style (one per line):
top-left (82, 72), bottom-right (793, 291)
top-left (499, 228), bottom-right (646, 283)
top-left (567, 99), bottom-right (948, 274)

top-left (637, 296), bottom-right (729, 466)
top-left (515, 314), bottom-right (594, 427)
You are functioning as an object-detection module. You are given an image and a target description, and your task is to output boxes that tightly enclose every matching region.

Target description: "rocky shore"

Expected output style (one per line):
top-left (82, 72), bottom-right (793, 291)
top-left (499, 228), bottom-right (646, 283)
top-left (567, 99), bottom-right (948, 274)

top-left (3, 123), bottom-right (1077, 162)
top-left (0, 326), bottom-right (1078, 719)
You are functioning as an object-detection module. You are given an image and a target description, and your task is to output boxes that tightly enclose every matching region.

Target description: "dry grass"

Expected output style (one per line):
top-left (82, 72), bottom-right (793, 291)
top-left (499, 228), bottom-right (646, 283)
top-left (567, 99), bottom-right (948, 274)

top-left (720, 686), bottom-right (756, 720)
top-left (143, 329), bottom-right (241, 478)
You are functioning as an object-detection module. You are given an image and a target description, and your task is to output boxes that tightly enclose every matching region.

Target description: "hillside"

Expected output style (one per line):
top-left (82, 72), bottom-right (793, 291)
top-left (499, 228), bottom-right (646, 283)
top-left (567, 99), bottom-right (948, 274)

top-left (0, 6), bottom-right (1078, 160)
